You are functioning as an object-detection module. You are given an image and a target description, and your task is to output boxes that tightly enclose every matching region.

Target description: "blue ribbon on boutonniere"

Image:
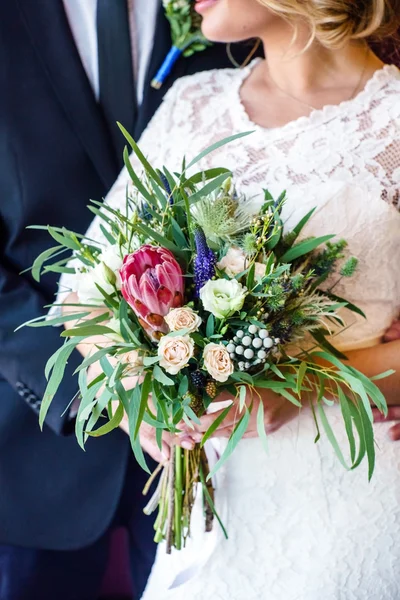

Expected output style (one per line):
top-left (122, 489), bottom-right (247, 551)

top-left (151, 0), bottom-right (212, 89)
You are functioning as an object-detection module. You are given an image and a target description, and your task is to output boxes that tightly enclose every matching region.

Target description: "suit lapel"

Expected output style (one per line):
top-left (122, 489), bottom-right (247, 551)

top-left (16, 0), bottom-right (118, 190)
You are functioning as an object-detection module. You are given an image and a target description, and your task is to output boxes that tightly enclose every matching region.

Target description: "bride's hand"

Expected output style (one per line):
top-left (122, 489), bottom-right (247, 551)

top-left (180, 388), bottom-right (302, 441)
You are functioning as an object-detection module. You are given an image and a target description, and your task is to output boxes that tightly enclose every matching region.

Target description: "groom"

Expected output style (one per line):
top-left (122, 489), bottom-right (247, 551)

top-left (0, 2), bottom-right (261, 599)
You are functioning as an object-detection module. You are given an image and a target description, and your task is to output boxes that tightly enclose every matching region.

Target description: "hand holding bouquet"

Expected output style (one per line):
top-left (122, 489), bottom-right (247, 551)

top-left (24, 130), bottom-right (391, 552)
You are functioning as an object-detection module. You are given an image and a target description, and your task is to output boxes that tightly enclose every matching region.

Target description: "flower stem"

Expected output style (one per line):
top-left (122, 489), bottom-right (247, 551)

top-left (165, 449), bottom-right (176, 554)
top-left (174, 445), bottom-right (183, 550)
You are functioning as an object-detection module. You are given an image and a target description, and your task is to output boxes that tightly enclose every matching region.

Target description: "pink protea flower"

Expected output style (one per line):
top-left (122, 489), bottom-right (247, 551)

top-left (120, 245), bottom-right (184, 340)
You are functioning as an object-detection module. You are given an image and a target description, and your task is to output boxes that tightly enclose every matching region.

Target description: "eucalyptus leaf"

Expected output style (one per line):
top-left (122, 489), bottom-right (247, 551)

top-left (280, 235), bottom-right (336, 263)
top-left (153, 365), bottom-right (175, 386)
top-left (207, 408), bottom-right (250, 480)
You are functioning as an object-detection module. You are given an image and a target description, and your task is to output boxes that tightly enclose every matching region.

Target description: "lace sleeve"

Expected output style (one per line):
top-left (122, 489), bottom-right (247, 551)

top-left (51, 79), bottom-right (184, 309)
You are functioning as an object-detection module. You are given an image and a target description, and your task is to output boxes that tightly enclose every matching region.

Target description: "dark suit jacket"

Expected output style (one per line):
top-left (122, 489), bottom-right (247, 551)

top-left (0, 0), bottom-right (260, 549)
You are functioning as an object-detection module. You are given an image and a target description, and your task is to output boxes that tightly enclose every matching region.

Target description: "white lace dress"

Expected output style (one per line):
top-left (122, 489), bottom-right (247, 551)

top-left (62, 60), bottom-right (400, 599)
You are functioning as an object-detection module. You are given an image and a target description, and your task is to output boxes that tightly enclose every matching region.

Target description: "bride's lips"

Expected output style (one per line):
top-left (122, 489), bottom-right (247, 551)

top-left (194, 0), bottom-right (219, 14)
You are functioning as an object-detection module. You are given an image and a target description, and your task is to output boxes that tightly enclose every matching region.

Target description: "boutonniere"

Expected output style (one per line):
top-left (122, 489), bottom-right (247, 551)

top-left (151, 0), bottom-right (212, 89)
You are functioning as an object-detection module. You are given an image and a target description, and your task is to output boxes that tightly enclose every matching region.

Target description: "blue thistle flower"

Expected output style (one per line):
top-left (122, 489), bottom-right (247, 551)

top-left (194, 227), bottom-right (216, 297)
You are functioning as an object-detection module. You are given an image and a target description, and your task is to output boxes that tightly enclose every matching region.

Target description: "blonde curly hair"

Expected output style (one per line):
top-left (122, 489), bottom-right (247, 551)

top-left (257, 0), bottom-right (400, 48)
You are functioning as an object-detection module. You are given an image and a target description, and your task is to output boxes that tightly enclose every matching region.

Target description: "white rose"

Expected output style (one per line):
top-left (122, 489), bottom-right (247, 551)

top-left (203, 343), bottom-right (234, 383)
top-left (217, 247), bottom-right (266, 279)
top-left (158, 335), bottom-right (194, 375)
top-left (74, 245), bottom-right (123, 305)
top-left (200, 278), bottom-right (247, 319)
top-left (165, 307), bottom-right (202, 333)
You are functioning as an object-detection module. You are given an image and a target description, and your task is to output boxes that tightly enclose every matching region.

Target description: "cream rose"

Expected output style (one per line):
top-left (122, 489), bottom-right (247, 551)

top-left (158, 335), bottom-right (194, 375)
top-left (200, 278), bottom-right (247, 319)
top-left (217, 247), bottom-right (266, 279)
top-left (165, 306), bottom-right (202, 333)
top-left (203, 343), bottom-right (234, 383)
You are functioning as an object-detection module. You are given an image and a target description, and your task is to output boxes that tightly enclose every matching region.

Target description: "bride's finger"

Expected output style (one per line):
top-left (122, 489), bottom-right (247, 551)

top-left (389, 423), bottom-right (400, 441)
top-left (372, 406), bottom-right (400, 422)
top-left (190, 405), bottom-right (242, 433)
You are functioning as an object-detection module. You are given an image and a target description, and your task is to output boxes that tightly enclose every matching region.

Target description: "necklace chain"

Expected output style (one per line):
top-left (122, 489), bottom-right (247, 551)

top-left (267, 47), bottom-right (370, 112)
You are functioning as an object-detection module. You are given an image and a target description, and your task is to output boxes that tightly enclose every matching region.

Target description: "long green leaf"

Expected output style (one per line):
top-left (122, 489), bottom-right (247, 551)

top-left (186, 132), bottom-right (253, 169)
top-left (291, 208), bottom-right (317, 239)
top-left (188, 173), bottom-right (231, 206)
top-left (87, 401), bottom-right (124, 437)
top-left (318, 403), bottom-right (349, 470)
top-left (47, 227), bottom-right (81, 251)
top-left (357, 399), bottom-right (376, 480)
top-left (61, 325), bottom-right (115, 337)
top-left (31, 245), bottom-right (65, 282)
top-left (200, 404), bottom-right (233, 447)
top-left (296, 361), bottom-right (307, 396)
top-left (257, 401), bottom-right (269, 454)
top-left (182, 167), bottom-right (231, 186)
top-left (122, 147), bottom-right (156, 205)
top-left (280, 235), bottom-right (336, 263)
top-left (117, 123), bottom-right (162, 185)
top-left (135, 222), bottom-right (183, 256)
top-left (207, 409), bottom-right (250, 480)
top-left (39, 339), bottom-right (80, 428)
top-left (153, 365), bottom-right (174, 386)
top-left (134, 372), bottom-right (152, 439)
top-left (21, 312), bottom-right (90, 330)
top-left (128, 386), bottom-right (150, 473)
top-left (337, 387), bottom-right (356, 464)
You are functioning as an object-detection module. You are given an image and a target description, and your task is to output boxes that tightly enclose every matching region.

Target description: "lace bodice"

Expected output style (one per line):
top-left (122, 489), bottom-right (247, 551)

top-left (81, 59), bottom-right (400, 351)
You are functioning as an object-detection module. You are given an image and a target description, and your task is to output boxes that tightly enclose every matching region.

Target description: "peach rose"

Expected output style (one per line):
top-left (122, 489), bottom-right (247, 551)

top-left (158, 334), bottom-right (195, 375)
top-left (217, 247), bottom-right (266, 279)
top-left (203, 343), bottom-right (234, 383)
top-left (165, 306), bottom-right (202, 334)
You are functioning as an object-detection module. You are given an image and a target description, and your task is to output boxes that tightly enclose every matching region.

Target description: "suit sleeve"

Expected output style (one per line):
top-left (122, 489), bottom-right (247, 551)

top-left (0, 263), bottom-right (82, 435)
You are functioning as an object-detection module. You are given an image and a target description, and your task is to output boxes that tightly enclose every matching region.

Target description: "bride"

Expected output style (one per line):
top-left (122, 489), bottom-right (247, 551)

top-left (59, 0), bottom-right (400, 598)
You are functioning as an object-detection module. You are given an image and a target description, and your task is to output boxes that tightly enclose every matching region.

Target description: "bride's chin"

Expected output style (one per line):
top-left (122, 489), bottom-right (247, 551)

top-left (195, 0), bottom-right (232, 43)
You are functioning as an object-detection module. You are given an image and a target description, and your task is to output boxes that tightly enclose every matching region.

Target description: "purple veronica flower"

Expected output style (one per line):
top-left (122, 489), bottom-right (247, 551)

top-left (194, 227), bottom-right (216, 297)
top-left (158, 172), bottom-right (173, 205)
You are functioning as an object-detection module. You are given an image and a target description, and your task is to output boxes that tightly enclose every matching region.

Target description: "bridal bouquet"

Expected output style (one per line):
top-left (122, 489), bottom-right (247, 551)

top-left (24, 129), bottom-right (389, 552)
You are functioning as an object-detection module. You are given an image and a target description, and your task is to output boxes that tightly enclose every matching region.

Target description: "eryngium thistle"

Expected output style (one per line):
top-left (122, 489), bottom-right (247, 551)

top-left (194, 227), bottom-right (216, 297)
top-left (191, 184), bottom-right (248, 243)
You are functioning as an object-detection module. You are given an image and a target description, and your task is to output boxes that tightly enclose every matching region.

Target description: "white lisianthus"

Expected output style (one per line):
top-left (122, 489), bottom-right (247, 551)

top-left (203, 343), bottom-right (234, 383)
top-left (165, 306), bottom-right (202, 333)
top-left (217, 247), bottom-right (266, 279)
top-left (158, 335), bottom-right (195, 375)
top-left (200, 278), bottom-right (247, 319)
top-left (74, 245), bottom-right (123, 305)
